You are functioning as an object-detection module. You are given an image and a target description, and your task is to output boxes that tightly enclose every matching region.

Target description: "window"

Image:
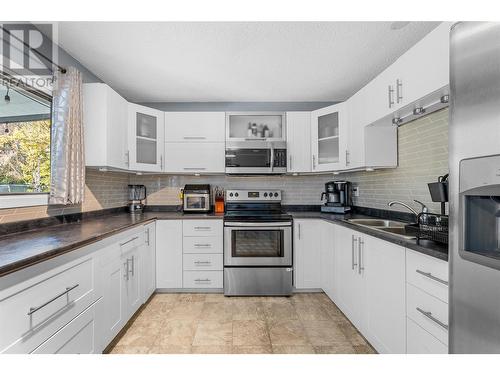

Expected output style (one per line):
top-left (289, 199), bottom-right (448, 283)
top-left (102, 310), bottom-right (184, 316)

top-left (0, 82), bottom-right (52, 207)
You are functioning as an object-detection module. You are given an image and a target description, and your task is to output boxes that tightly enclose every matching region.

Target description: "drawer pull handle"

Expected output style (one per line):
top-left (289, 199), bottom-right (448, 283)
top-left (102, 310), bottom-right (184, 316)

top-left (416, 269), bottom-right (448, 286)
top-left (416, 307), bottom-right (448, 330)
top-left (194, 261), bottom-right (211, 265)
top-left (27, 284), bottom-right (80, 316)
top-left (120, 236), bottom-right (139, 247)
top-left (194, 226), bottom-right (211, 230)
top-left (194, 244), bottom-right (211, 247)
top-left (183, 167), bottom-right (207, 171)
top-left (183, 136), bottom-right (206, 140)
top-left (194, 278), bottom-right (211, 282)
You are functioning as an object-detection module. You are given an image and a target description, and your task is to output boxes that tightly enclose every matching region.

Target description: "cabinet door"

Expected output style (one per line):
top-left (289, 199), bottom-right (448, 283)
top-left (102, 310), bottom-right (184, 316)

top-left (396, 22), bottom-right (451, 109)
top-left (141, 223), bottom-right (156, 303)
top-left (123, 247), bottom-right (141, 320)
top-left (334, 226), bottom-right (364, 328)
top-left (128, 103), bottom-right (165, 172)
top-left (286, 112), bottom-right (311, 173)
top-left (320, 221), bottom-right (336, 301)
top-left (345, 93), bottom-right (366, 169)
top-left (164, 142), bottom-right (225, 173)
top-left (294, 220), bottom-right (322, 289)
top-left (156, 220), bottom-right (183, 289)
top-left (165, 112), bottom-right (225, 142)
top-left (363, 236), bottom-right (406, 354)
top-left (311, 103), bottom-right (347, 171)
top-left (95, 245), bottom-right (126, 350)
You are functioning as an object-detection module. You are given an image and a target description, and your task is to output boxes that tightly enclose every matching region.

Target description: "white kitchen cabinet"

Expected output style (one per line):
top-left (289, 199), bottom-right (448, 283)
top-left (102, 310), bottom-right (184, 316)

top-left (120, 236), bottom-right (142, 322)
top-left (156, 220), bottom-right (183, 289)
top-left (311, 103), bottom-right (347, 171)
top-left (363, 236), bottom-right (406, 354)
top-left (320, 221), bottom-right (336, 301)
top-left (141, 223), bottom-right (156, 303)
top-left (164, 142), bottom-right (225, 174)
top-left (334, 225), bottom-right (365, 329)
top-left (394, 22), bottom-right (451, 113)
top-left (294, 220), bottom-right (322, 289)
top-left (83, 83), bottom-right (129, 170)
top-left (164, 112), bottom-right (225, 142)
top-left (407, 317), bottom-right (448, 354)
top-left (128, 103), bottom-right (165, 172)
top-left (286, 112), bottom-right (312, 173)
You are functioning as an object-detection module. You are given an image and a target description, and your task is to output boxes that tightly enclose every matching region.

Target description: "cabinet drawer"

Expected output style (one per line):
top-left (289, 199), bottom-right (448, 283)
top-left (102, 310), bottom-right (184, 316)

top-left (183, 220), bottom-right (223, 237)
top-left (406, 249), bottom-right (448, 303)
top-left (183, 254), bottom-right (223, 271)
top-left (183, 271), bottom-right (223, 289)
top-left (407, 317), bottom-right (448, 354)
top-left (0, 256), bottom-right (95, 353)
top-left (407, 283), bottom-right (448, 345)
top-left (32, 304), bottom-right (95, 354)
top-left (183, 236), bottom-right (223, 254)
top-left (118, 231), bottom-right (143, 255)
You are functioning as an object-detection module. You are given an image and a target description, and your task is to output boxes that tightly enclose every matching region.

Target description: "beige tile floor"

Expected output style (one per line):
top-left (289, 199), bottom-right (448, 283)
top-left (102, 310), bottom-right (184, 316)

top-left (109, 292), bottom-right (376, 354)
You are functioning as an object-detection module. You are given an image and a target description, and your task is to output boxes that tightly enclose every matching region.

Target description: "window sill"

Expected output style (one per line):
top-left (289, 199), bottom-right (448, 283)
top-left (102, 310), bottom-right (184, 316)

top-left (0, 194), bottom-right (49, 209)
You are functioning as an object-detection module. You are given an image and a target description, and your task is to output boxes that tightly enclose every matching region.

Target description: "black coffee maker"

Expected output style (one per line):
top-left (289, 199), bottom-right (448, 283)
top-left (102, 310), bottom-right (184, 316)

top-left (321, 181), bottom-right (352, 213)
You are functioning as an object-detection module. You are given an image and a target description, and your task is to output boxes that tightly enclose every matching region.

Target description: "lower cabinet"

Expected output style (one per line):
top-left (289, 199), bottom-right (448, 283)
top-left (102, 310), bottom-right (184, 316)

top-left (294, 219), bottom-right (323, 289)
top-left (320, 221), bottom-right (336, 302)
top-left (156, 220), bottom-right (183, 289)
top-left (141, 223), bottom-right (156, 302)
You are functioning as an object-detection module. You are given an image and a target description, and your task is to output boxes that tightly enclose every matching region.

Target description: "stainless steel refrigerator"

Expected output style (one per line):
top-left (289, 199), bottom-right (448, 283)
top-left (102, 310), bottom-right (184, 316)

top-left (449, 22), bottom-right (500, 353)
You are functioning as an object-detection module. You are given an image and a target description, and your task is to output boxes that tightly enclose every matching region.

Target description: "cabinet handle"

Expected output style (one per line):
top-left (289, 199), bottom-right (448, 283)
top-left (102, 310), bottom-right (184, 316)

top-left (346, 150), bottom-right (350, 166)
top-left (27, 284), bottom-right (80, 316)
top-left (130, 255), bottom-right (135, 276)
top-left (396, 79), bottom-right (403, 104)
top-left (416, 269), bottom-right (448, 286)
top-left (312, 155), bottom-right (316, 169)
top-left (194, 226), bottom-right (211, 230)
top-left (416, 307), bottom-right (448, 330)
top-left (194, 243), bottom-right (211, 247)
top-left (145, 228), bottom-right (150, 246)
top-left (388, 85), bottom-right (395, 108)
top-left (183, 136), bottom-right (206, 140)
top-left (351, 235), bottom-right (358, 270)
top-left (183, 167), bottom-right (207, 171)
top-left (298, 223), bottom-right (301, 240)
top-left (120, 236), bottom-right (138, 247)
top-left (124, 261), bottom-right (129, 280)
top-left (194, 261), bottom-right (212, 265)
top-left (358, 237), bottom-right (364, 274)
top-left (289, 155), bottom-right (292, 171)
top-left (194, 278), bottom-right (211, 283)
top-left (125, 150), bottom-right (130, 166)
top-left (160, 155), bottom-right (163, 170)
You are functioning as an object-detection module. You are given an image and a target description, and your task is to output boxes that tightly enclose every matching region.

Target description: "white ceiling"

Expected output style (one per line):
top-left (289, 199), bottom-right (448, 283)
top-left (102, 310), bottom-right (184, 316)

top-left (58, 22), bottom-right (440, 102)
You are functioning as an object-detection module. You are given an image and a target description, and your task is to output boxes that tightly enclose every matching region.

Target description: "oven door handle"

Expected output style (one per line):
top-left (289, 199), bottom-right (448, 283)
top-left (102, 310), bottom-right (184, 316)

top-left (225, 222), bottom-right (292, 227)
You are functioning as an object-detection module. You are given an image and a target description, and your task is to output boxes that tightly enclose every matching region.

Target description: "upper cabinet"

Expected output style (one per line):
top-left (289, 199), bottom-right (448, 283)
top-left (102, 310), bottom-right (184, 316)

top-left (226, 112), bottom-right (285, 142)
top-left (128, 103), bottom-right (165, 172)
top-left (286, 112), bottom-right (312, 173)
top-left (83, 83), bottom-right (129, 170)
top-left (311, 103), bottom-right (347, 171)
top-left (165, 112), bottom-right (225, 142)
top-left (164, 112), bottom-right (226, 174)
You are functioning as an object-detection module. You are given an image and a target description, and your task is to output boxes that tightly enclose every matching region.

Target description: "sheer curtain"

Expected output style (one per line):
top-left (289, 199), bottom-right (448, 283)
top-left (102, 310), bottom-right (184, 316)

top-left (49, 67), bottom-right (85, 205)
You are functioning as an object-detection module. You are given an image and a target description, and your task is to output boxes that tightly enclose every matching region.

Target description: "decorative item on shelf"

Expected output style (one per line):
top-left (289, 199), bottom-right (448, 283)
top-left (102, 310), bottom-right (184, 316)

top-left (214, 186), bottom-right (225, 213)
top-left (257, 123), bottom-right (264, 138)
top-left (263, 124), bottom-right (270, 138)
top-left (247, 122), bottom-right (253, 137)
top-left (251, 123), bottom-right (257, 136)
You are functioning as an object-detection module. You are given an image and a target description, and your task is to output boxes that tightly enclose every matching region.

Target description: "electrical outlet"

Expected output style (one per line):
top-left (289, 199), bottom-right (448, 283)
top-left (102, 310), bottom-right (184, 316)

top-left (353, 186), bottom-right (360, 197)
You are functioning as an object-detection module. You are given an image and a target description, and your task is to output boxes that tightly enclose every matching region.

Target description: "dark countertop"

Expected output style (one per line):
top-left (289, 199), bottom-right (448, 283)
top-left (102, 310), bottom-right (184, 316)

top-left (0, 208), bottom-right (447, 278)
top-left (290, 211), bottom-right (449, 262)
top-left (0, 211), bottom-right (223, 277)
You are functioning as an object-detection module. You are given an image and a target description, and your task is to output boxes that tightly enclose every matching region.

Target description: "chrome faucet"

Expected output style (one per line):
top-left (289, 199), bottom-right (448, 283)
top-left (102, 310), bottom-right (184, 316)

top-left (388, 200), bottom-right (428, 219)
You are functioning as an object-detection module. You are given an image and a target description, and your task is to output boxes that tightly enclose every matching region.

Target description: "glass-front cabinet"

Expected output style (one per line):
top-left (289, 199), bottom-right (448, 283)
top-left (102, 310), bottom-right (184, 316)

top-left (310, 103), bottom-right (347, 171)
top-left (226, 112), bottom-right (285, 141)
top-left (127, 103), bottom-right (165, 172)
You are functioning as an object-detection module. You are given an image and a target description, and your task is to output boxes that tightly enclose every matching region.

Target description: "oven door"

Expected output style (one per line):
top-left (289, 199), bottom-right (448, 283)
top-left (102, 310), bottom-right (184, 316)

top-left (224, 222), bottom-right (292, 266)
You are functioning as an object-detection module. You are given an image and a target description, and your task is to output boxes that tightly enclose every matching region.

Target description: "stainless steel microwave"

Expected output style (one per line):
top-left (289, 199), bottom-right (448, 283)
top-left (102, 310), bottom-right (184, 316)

top-left (225, 140), bottom-right (287, 175)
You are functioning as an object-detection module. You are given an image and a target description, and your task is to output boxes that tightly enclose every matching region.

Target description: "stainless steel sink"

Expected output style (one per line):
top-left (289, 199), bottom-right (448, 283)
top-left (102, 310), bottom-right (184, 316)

top-left (347, 218), bottom-right (416, 239)
top-left (347, 218), bottom-right (406, 228)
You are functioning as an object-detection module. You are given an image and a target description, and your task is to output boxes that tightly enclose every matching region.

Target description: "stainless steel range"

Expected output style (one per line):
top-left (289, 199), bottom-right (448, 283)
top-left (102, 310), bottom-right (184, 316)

top-left (223, 189), bottom-right (293, 296)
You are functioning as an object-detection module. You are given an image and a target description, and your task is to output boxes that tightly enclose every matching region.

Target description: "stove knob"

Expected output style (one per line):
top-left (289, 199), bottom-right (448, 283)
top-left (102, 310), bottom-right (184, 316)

top-left (264, 192), bottom-right (268, 197)
top-left (229, 193), bottom-right (234, 197)
top-left (274, 192), bottom-right (279, 197)
top-left (235, 192), bottom-right (239, 197)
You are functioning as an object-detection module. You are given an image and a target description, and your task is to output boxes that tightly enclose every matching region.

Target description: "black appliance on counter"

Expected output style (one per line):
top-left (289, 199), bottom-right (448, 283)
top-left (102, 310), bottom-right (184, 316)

top-left (320, 181), bottom-right (352, 213)
top-left (183, 184), bottom-right (211, 213)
